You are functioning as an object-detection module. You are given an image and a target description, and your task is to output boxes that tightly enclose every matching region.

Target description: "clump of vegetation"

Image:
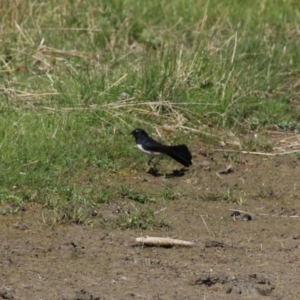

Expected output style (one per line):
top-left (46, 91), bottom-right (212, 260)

top-left (119, 185), bottom-right (155, 204)
top-left (0, 0), bottom-right (299, 224)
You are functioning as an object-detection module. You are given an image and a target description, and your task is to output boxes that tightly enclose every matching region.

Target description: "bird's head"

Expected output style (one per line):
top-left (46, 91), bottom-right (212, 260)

top-left (131, 128), bottom-right (148, 139)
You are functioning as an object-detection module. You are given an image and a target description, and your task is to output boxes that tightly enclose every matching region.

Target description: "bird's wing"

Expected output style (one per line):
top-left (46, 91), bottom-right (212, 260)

top-left (142, 137), bottom-right (169, 154)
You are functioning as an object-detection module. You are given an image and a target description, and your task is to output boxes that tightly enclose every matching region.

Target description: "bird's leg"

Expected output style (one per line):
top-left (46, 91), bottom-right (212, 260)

top-left (152, 157), bottom-right (162, 169)
top-left (147, 156), bottom-right (162, 170)
top-left (147, 156), bottom-right (155, 166)
top-left (147, 157), bottom-right (162, 176)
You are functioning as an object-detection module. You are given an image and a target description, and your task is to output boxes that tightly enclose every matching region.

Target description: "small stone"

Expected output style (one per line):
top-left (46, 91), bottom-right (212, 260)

top-left (243, 214), bottom-right (252, 221)
top-left (231, 211), bottom-right (240, 217)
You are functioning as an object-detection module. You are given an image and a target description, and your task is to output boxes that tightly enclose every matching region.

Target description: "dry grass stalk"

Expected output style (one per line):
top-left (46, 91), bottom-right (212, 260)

top-left (200, 214), bottom-right (211, 235)
top-left (212, 148), bottom-right (300, 156)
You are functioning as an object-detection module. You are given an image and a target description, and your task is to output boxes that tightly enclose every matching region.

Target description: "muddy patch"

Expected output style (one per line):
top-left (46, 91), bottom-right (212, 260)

top-left (1, 152), bottom-right (300, 299)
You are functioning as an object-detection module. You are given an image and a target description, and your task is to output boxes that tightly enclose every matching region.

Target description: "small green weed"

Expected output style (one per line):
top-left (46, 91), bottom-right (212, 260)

top-left (43, 186), bottom-right (97, 225)
top-left (294, 152), bottom-right (300, 160)
top-left (223, 188), bottom-right (235, 202)
top-left (0, 190), bottom-right (26, 215)
top-left (247, 117), bottom-right (260, 130)
top-left (161, 185), bottom-right (184, 201)
top-left (198, 193), bottom-right (220, 202)
top-left (242, 136), bottom-right (274, 152)
top-left (116, 206), bottom-right (168, 230)
top-left (90, 157), bottom-right (120, 171)
top-left (223, 188), bottom-right (246, 205)
top-left (119, 185), bottom-right (155, 204)
top-left (276, 121), bottom-right (300, 132)
top-left (117, 207), bottom-right (155, 229)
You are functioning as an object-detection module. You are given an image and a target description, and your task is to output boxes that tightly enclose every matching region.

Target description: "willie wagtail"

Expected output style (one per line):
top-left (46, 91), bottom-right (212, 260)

top-left (131, 128), bottom-right (192, 167)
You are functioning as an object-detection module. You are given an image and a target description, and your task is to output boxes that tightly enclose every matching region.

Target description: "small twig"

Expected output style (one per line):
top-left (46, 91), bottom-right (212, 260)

top-left (99, 73), bottom-right (128, 96)
top-left (38, 45), bottom-right (93, 59)
top-left (230, 209), bottom-right (299, 218)
top-left (154, 207), bottom-right (167, 215)
top-left (276, 134), bottom-right (300, 143)
top-left (200, 214), bottom-right (211, 235)
top-left (215, 172), bottom-right (222, 179)
top-left (212, 149), bottom-right (300, 156)
top-left (258, 213), bottom-right (299, 218)
top-left (272, 209), bottom-right (285, 216)
top-left (22, 160), bottom-right (38, 167)
top-left (132, 236), bottom-right (195, 247)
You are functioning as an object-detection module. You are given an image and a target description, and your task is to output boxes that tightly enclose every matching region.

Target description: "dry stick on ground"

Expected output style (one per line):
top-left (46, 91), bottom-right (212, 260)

top-left (199, 214), bottom-right (211, 235)
top-left (229, 209), bottom-right (300, 218)
top-left (212, 149), bottom-right (300, 156)
top-left (132, 236), bottom-right (195, 247)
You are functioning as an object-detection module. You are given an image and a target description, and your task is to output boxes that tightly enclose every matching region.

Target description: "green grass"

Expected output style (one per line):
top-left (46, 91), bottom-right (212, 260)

top-left (0, 0), bottom-right (299, 224)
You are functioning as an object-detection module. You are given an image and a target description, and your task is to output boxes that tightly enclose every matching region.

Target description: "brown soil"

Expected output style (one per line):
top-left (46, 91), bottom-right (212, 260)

top-left (1, 144), bottom-right (300, 300)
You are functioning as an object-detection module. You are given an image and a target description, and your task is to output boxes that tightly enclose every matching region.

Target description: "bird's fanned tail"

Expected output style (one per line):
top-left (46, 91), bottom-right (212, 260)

top-left (167, 145), bottom-right (192, 167)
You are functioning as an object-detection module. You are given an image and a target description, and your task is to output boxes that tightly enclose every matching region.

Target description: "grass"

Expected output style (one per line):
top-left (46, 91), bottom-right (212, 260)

top-left (115, 205), bottom-right (168, 230)
top-left (0, 0), bottom-right (299, 224)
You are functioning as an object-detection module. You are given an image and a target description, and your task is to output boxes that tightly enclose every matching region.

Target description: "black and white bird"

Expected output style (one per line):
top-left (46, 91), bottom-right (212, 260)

top-left (131, 128), bottom-right (192, 167)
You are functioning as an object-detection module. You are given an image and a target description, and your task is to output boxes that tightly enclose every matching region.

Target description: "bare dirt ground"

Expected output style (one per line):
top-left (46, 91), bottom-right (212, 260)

top-left (1, 137), bottom-right (300, 300)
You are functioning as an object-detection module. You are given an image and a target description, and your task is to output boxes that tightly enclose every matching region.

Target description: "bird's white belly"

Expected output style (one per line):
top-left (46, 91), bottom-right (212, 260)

top-left (137, 144), bottom-right (163, 156)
